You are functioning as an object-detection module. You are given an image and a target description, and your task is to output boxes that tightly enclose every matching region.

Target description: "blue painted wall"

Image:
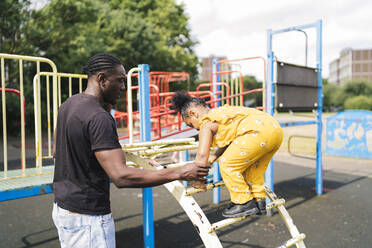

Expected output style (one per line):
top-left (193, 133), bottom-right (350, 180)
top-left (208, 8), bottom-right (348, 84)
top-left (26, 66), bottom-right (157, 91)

top-left (325, 110), bottom-right (372, 159)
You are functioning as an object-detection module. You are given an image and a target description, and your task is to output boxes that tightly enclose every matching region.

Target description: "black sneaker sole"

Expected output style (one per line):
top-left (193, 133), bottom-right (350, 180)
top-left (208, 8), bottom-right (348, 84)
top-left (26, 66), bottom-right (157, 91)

top-left (257, 209), bottom-right (267, 215)
top-left (222, 207), bottom-right (259, 218)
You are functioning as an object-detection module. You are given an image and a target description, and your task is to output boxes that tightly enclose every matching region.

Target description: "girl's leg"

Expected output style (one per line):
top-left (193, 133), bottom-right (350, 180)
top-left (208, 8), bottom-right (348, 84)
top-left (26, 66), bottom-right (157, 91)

top-left (218, 134), bottom-right (268, 204)
top-left (244, 117), bottom-right (283, 200)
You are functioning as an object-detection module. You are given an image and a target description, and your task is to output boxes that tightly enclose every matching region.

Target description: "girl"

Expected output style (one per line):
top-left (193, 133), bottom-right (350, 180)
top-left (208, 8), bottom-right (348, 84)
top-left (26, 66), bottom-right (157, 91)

top-left (171, 92), bottom-right (283, 218)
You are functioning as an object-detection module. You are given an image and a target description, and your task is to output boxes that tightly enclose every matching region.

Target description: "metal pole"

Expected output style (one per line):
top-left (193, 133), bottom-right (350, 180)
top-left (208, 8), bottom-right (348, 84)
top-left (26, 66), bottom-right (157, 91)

top-left (212, 58), bottom-right (221, 204)
top-left (315, 20), bottom-right (323, 195)
top-left (296, 29), bottom-right (308, 66)
top-left (265, 29), bottom-right (275, 198)
top-left (183, 149), bottom-right (190, 187)
top-left (138, 64), bottom-right (155, 248)
top-left (1, 58), bottom-right (7, 178)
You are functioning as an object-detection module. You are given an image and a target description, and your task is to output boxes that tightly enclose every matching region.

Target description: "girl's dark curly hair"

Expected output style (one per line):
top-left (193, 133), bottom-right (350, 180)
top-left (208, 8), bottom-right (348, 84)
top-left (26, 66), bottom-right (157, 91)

top-left (170, 91), bottom-right (207, 117)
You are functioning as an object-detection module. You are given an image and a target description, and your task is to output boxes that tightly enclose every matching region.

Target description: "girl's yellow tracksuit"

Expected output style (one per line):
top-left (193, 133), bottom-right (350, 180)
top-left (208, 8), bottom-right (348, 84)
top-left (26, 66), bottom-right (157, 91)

top-left (199, 105), bottom-right (283, 204)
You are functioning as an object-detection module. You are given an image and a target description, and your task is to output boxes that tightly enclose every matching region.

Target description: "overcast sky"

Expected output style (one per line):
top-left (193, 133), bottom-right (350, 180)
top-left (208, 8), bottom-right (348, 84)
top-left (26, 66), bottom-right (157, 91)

top-left (180, 0), bottom-right (372, 80)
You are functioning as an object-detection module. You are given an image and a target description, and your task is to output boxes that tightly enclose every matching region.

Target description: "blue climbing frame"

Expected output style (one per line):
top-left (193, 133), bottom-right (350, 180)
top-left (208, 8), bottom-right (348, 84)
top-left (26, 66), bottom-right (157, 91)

top-left (266, 20), bottom-right (323, 195)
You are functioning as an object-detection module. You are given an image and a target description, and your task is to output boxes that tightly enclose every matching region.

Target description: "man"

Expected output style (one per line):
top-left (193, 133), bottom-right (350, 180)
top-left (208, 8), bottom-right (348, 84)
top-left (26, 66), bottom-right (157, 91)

top-left (52, 53), bottom-right (209, 248)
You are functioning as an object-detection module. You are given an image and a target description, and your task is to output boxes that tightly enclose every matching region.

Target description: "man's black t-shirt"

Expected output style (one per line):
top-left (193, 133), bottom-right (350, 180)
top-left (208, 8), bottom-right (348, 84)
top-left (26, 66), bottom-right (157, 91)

top-left (53, 93), bottom-right (121, 215)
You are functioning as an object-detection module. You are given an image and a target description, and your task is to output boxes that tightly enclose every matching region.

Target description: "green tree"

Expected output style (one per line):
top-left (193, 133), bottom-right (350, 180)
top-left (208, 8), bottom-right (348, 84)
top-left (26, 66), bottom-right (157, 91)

top-left (322, 79), bottom-right (341, 111)
top-left (242, 75), bottom-right (262, 107)
top-left (0, 0), bottom-right (37, 136)
top-left (27, 0), bottom-right (199, 78)
top-left (344, 95), bottom-right (372, 110)
top-left (322, 79), bottom-right (372, 111)
top-left (0, 0), bottom-right (199, 135)
top-left (109, 0), bottom-right (199, 77)
top-left (0, 0), bottom-right (32, 54)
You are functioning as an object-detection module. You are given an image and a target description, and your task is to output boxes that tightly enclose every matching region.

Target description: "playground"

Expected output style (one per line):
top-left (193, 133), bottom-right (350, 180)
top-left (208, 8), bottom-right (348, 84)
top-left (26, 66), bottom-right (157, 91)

top-left (1, 153), bottom-right (371, 247)
top-left (1, 18), bottom-right (372, 248)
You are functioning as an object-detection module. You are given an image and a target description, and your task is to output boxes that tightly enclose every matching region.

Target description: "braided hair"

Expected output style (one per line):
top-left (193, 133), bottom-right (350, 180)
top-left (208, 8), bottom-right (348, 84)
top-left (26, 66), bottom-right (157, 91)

top-left (170, 91), bottom-right (208, 117)
top-left (82, 53), bottom-right (122, 78)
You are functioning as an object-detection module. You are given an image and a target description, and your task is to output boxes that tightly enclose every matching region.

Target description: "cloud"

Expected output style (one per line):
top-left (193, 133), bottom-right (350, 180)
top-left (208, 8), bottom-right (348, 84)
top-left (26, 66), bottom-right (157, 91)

top-left (181, 0), bottom-right (372, 78)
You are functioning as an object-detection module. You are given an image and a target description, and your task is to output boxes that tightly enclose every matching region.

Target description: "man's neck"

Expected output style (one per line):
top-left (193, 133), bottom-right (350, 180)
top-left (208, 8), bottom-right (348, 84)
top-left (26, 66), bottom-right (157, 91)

top-left (84, 82), bottom-right (104, 106)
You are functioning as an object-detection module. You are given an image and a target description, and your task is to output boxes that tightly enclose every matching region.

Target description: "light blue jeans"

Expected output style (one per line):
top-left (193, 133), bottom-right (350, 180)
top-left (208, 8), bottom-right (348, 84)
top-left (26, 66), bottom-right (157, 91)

top-left (52, 203), bottom-right (115, 248)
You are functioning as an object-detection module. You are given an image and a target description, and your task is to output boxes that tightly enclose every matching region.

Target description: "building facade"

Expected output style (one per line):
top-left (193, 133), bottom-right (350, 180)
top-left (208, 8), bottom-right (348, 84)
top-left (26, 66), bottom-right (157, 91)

top-left (329, 48), bottom-right (372, 85)
top-left (199, 55), bottom-right (227, 81)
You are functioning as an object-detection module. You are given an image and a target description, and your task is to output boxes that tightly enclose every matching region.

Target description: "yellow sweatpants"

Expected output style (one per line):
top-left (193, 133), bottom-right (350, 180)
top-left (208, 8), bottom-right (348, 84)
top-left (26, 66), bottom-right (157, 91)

top-left (217, 114), bottom-right (283, 204)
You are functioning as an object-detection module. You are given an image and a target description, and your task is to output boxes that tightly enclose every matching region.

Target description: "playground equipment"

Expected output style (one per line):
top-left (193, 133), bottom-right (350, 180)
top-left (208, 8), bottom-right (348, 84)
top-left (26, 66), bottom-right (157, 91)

top-left (0, 18), bottom-right (322, 246)
top-left (266, 20), bottom-right (323, 195)
top-left (0, 88), bottom-right (26, 169)
top-left (33, 72), bottom-right (88, 169)
top-left (123, 139), bottom-right (306, 248)
top-left (0, 53), bottom-right (57, 180)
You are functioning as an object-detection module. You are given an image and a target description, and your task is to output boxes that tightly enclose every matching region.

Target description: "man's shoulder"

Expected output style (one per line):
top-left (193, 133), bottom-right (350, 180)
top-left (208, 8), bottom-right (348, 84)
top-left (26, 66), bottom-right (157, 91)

top-left (59, 93), bottom-right (110, 125)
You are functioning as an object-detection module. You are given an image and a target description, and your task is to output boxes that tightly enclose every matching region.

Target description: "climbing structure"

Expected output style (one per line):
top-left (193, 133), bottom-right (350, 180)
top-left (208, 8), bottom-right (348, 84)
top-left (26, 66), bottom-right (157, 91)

top-left (123, 139), bottom-right (306, 248)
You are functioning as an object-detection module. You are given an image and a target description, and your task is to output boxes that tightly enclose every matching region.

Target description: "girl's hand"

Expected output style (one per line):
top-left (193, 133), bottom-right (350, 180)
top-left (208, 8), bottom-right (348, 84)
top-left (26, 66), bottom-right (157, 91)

top-left (208, 154), bottom-right (217, 164)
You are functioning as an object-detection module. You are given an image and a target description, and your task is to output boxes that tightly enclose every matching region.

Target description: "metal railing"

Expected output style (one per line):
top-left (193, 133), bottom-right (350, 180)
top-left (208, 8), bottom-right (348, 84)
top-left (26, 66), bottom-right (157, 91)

top-left (0, 53), bottom-right (57, 179)
top-left (33, 72), bottom-right (87, 169)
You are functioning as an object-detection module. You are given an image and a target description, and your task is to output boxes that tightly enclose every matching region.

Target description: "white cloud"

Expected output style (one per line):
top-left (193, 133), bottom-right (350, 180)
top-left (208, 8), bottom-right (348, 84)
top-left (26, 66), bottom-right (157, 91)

top-left (181, 0), bottom-right (372, 79)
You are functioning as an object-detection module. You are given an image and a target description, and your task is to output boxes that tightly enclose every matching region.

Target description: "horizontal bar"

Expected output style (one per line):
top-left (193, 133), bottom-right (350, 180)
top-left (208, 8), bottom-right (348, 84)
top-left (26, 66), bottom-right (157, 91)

top-left (0, 53), bottom-right (55, 66)
top-left (271, 20), bottom-right (320, 35)
top-left (122, 138), bottom-right (195, 149)
top-left (280, 121), bottom-right (316, 127)
top-left (39, 71), bottom-right (87, 78)
top-left (277, 233), bottom-right (306, 248)
top-left (209, 216), bottom-right (246, 233)
top-left (132, 144), bottom-right (198, 156)
top-left (0, 184), bottom-right (53, 201)
top-left (266, 199), bottom-right (285, 210)
top-left (185, 181), bottom-right (225, 196)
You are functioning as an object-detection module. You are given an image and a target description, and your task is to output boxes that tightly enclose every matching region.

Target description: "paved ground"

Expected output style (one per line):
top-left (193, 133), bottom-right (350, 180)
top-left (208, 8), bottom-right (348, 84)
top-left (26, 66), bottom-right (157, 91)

top-left (0, 153), bottom-right (371, 248)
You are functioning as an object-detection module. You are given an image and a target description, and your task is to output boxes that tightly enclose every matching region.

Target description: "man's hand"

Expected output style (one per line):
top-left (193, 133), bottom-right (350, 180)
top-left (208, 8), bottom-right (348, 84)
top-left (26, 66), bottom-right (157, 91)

top-left (179, 162), bottom-right (210, 181)
top-left (192, 180), bottom-right (207, 191)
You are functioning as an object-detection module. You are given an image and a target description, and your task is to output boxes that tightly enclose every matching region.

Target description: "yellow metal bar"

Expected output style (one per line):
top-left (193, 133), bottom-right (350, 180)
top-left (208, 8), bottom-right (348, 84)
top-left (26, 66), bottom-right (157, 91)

top-left (68, 77), bottom-right (72, 97)
top-left (46, 76), bottom-right (51, 156)
top-left (0, 53), bottom-right (58, 176)
top-left (58, 76), bottom-right (61, 107)
top-left (33, 73), bottom-right (39, 173)
top-left (185, 181), bottom-right (225, 196)
top-left (266, 198), bottom-right (285, 210)
top-left (1, 58), bottom-right (7, 179)
top-left (37, 62), bottom-right (43, 171)
top-left (235, 75), bottom-right (239, 105)
top-left (79, 77), bottom-right (82, 93)
top-left (126, 144), bottom-right (198, 156)
top-left (209, 216), bottom-right (246, 233)
top-left (39, 71), bottom-right (87, 78)
top-left (278, 234), bottom-right (306, 248)
top-left (265, 185), bottom-right (306, 248)
top-left (0, 53), bottom-right (58, 130)
top-left (230, 74), bottom-right (234, 105)
top-left (19, 59), bottom-right (26, 176)
top-left (122, 138), bottom-right (195, 149)
top-left (126, 67), bottom-right (141, 144)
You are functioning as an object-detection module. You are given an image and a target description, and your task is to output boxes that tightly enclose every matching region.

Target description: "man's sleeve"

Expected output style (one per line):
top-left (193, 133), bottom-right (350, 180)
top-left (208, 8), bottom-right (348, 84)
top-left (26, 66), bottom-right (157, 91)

top-left (88, 112), bottom-right (121, 152)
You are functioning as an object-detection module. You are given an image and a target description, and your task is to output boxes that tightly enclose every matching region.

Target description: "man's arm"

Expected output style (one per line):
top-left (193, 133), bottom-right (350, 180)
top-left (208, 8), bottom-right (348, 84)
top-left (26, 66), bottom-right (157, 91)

top-left (95, 148), bottom-right (210, 188)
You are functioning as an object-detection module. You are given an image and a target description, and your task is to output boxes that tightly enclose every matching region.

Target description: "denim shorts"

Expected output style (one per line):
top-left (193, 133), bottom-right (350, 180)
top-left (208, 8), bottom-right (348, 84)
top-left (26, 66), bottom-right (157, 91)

top-left (52, 203), bottom-right (115, 248)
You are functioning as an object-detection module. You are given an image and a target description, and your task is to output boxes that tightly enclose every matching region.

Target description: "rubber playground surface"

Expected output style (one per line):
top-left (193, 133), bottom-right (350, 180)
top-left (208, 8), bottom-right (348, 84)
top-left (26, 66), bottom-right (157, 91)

top-left (1, 153), bottom-right (371, 248)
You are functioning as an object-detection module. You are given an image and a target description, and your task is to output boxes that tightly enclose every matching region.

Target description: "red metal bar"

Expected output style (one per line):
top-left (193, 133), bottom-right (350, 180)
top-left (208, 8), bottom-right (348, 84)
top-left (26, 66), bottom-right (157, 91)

top-left (0, 88), bottom-right (26, 169)
top-left (216, 56), bottom-right (266, 111)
